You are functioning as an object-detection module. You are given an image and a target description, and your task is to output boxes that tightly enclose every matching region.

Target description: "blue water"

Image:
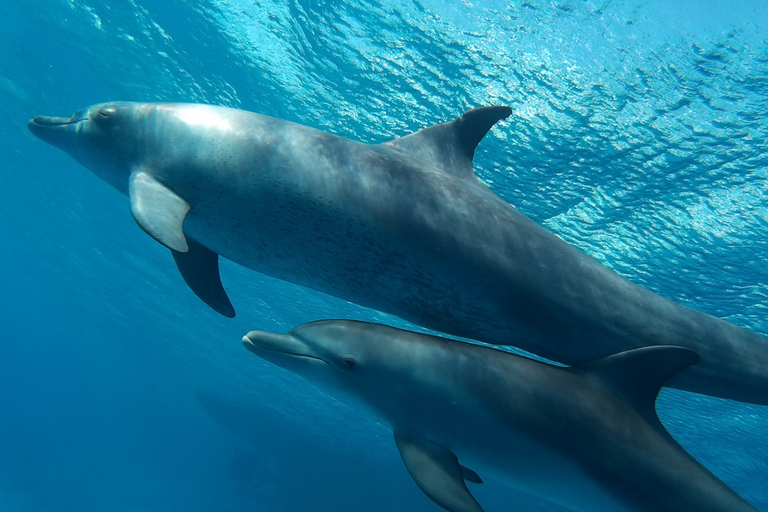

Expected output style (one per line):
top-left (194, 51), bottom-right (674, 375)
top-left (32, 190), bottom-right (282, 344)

top-left (1, 1), bottom-right (767, 511)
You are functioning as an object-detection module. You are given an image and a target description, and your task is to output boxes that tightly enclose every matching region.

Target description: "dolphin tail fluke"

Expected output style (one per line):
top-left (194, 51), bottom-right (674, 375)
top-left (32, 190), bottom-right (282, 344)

top-left (394, 427), bottom-right (484, 512)
top-left (382, 106), bottom-right (511, 179)
top-left (172, 237), bottom-right (235, 318)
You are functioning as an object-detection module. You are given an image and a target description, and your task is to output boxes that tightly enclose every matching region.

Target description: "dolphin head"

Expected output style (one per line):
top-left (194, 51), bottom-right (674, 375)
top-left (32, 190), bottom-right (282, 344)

top-left (242, 320), bottom-right (460, 422)
top-left (242, 322), bottom-right (365, 394)
top-left (28, 102), bottom-right (145, 191)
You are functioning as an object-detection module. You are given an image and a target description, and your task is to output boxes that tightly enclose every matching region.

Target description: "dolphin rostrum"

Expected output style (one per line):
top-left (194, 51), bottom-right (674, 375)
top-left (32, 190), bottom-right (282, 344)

top-left (242, 320), bottom-right (759, 512)
top-left (28, 102), bottom-right (768, 404)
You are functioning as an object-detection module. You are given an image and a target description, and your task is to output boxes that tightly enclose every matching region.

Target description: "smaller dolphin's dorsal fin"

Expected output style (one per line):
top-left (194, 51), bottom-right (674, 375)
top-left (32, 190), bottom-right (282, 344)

top-left (574, 346), bottom-right (700, 431)
top-left (382, 106), bottom-right (512, 178)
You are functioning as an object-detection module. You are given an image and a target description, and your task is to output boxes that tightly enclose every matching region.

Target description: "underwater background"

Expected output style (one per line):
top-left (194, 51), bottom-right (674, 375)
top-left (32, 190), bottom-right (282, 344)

top-left (1, 0), bottom-right (767, 510)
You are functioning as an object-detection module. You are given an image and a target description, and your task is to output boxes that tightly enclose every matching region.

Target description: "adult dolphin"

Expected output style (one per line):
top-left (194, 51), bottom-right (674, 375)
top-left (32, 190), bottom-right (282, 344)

top-left (242, 320), bottom-right (760, 512)
top-left (28, 102), bottom-right (768, 404)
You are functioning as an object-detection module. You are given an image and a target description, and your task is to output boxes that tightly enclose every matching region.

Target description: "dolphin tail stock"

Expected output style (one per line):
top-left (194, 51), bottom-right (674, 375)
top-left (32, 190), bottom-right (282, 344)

top-left (382, 105), bottom-right (512, 179)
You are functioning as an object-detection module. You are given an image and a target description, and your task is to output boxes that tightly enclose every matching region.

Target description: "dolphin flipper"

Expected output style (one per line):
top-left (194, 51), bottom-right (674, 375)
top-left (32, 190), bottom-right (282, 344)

top-left (172, 238), bottom-right (235, 318)
top-left (460, 465), bottom-right (483, 484)
top-left (129, 169), bottom-right (190, 253)
top-left (394, 427), bottom-right (484, 512)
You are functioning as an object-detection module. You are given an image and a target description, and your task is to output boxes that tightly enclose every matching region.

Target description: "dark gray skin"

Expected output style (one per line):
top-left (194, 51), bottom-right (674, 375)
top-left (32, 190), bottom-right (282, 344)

top-left (28, 102), bottom-right (768, 404)
top-left (242, 320), bottom-right (760, 512)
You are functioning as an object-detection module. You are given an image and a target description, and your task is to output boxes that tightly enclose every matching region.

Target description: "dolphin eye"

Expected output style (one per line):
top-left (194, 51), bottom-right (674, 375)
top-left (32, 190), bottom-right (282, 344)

top-left (343, 357), bottom-right (356, 370)
top-left (96, 107), bottom-right (116, 120)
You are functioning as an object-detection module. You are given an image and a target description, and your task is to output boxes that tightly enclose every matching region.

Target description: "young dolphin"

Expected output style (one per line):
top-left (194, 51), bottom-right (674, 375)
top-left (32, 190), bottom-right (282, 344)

top-left (242, 320), bottom-right (759, 512)
top-left (27, 102), bottom-right (768, 404)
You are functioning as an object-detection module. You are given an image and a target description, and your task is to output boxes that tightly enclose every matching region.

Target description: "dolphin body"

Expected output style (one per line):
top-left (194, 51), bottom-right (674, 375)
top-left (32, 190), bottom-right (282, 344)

top-left (28, 102), bottom-right (768, 404)
top-left (242, 320), bottom-right (759, 512)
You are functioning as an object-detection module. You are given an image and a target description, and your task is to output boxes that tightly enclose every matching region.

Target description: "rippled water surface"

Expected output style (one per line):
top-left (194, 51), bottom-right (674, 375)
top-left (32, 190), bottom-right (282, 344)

top-left (1, 1), bottom-right (767, 511)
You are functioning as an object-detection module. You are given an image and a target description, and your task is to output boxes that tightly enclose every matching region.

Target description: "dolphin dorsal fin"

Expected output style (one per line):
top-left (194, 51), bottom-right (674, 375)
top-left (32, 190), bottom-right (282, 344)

top-left (574, 346), bottom-right (700, 429)
top-left (381, 106), bottom-right (511, 178)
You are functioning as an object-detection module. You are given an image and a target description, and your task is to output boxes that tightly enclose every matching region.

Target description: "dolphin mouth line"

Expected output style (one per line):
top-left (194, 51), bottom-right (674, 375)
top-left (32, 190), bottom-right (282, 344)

top-left (242, 335), bottom-right (326, 364)
top-left (29, 116), bottom-right (86, 127)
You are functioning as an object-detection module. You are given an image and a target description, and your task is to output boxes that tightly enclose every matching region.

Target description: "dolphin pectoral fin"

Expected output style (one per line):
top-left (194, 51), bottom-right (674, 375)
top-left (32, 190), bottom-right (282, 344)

top-left (172, 238), bottom-right (235, 318)
top-left (129, 169), bottom-right (190, 253)
top-left (394, 428), bottom-right (484, 512)
top-left (382, 106), bottom-right (511, 179)
top-left (460, 465), bottom-right (483, 484)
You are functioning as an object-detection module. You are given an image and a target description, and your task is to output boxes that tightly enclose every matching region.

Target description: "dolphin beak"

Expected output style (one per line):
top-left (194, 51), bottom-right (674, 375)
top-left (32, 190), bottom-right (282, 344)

top-left (242, 330), bottom-right (327, 369)
top-left (243, 330), bottom-right (309, 356)
top-left (27, 114), bottom-right (86, 150)
top-left (243, 330), bottom-right (329, 373)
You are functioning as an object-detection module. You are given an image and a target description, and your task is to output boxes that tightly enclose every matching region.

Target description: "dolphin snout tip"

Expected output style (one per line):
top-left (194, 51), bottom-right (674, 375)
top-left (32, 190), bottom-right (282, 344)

top-left (27, 116), bottom-right (44, 135)
top-left (27, 115), bottom-right (83, 144)
top-left (242, 331), bottom-right (269, 353)
top-left (242, 330), bottom-right (302, 356)
top-left (242, 332), bottom-right (256, 347)
top-left (28, 115), bottom-right (58, 128)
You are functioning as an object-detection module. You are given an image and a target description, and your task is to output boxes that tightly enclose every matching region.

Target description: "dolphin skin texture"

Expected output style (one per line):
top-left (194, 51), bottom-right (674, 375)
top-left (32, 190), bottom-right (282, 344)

top-left (242, 320), bottom-right (760, 512)
top-left (28, 102), bottom-right (768, 404)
